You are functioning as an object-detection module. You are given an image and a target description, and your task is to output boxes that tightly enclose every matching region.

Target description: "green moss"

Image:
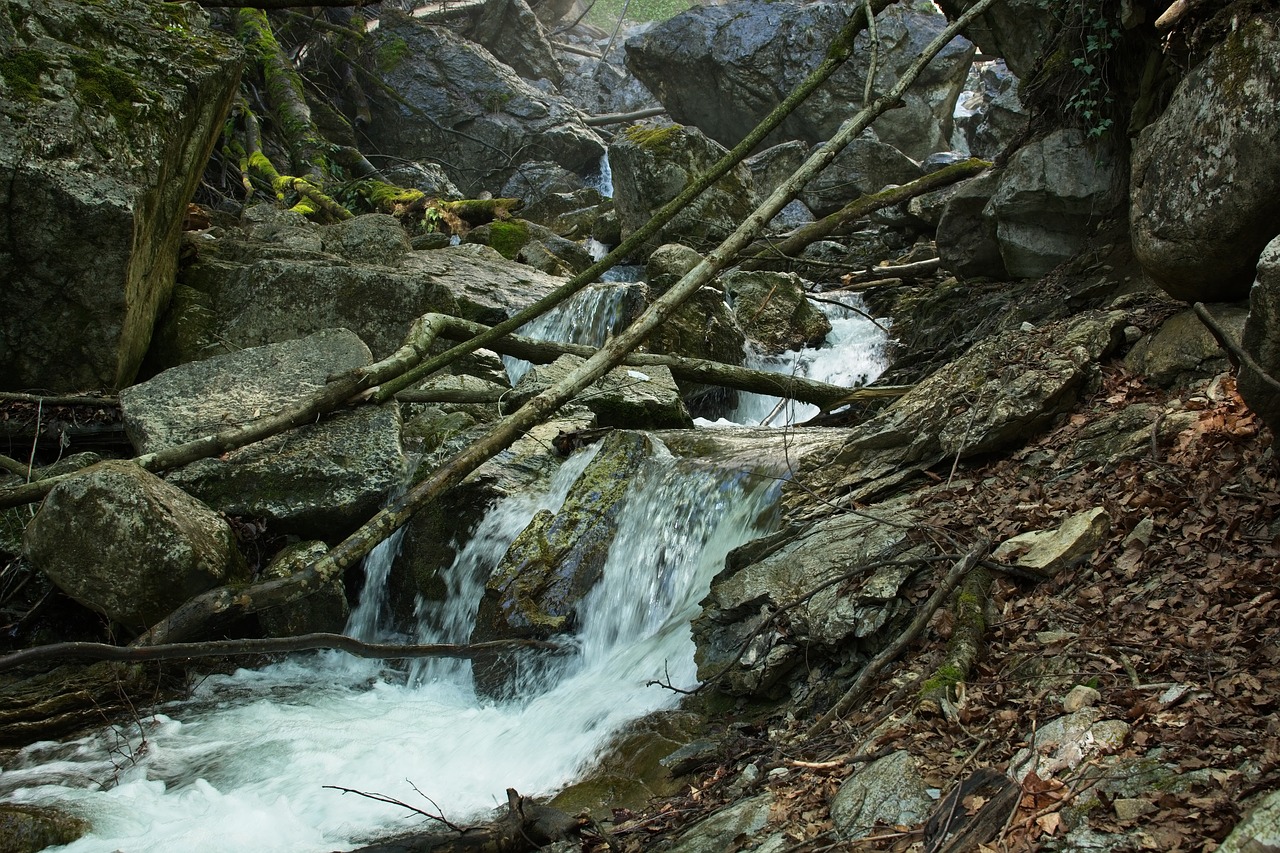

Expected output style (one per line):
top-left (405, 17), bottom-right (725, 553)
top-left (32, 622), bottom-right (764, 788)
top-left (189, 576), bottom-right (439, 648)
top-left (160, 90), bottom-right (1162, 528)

top-left (0, 49), bottom-right (49, 101)
top-left (624, 123), bottom-right (682, 154)
top-left (483, 90), bottom-right (513, 113)
top-left (69, 50), bottom-right (142, 125)
top-left (1213, 20), bottom-right (1265, 106)
top-left (374, 35), bottom-right (410, 72)
top-left (917, 663), bottom-right (965, 696)
top-left (487, 219), bottom-right (531, 259)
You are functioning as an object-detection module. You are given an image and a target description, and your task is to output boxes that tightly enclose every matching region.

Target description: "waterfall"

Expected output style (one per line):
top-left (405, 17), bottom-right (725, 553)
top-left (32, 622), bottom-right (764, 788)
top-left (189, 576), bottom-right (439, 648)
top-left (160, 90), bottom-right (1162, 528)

top-left (726, 295), bottom-right (890, 427)
top-left (590, 151), bottom-right (613, 199)
top-left (502, 284), bottom-right (632, 386)
top-left (0, 441), bottom-right (779, 853)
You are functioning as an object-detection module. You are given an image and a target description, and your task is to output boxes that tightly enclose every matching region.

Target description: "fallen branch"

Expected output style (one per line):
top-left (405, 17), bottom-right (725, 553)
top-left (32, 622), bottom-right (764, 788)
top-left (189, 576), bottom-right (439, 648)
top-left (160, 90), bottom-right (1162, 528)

top-left (551, 40), bottom-right (602, 59)
top-left (0, 634), bottom-right (562, 673)
top-left (916, 564), bottom-right (993, 716)
top-left (0, 391), bottom-right (119, 407)
top-left (840, 256), bottom-right (941, 284)
top-left (806, 537), bottom-right (990, 739)
top-left (1193, 301), bottom-right (1280, 395)
top-left (581, 106), bottom-right (666, 126)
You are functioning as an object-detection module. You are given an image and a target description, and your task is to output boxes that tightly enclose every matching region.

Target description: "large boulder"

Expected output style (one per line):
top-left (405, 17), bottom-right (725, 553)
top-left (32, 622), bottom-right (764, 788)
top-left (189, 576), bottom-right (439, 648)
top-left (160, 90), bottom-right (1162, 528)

top-left (1131, 14), bottom-right (1280, 302)
top-left (624, 1), bottom-right (973, 159)
top-left (0, 0), bottom-right (242, 392)
top-left (169, 208), bottom-right (569, 366)
top-left (471, 431), bottom-right (654, 694)
top-left (24, 460), bottom-right (244, 631)
top-left (362, 11), bottom-right (604, 196)
top-left (609, 123), bottom-right (757, 258)
top-left (721, 270), bottom-right (831, 354)
top-left (1239, 235), bottom-right (1280, 431)
top-left (987, 128), bottom-right (1123, 278)
top-left (934, 0), bottom-right (1058, 80)
top-left (119, 328), bottom-right (407, 538)
top-left (508, 354), bottom-right (693, 429)
top-left (953, 59), bottom-right (1029, 158)
top-left (467, 0), bottom-right (563, 85)
top-left (935, 171), bottom-right (1007, 279)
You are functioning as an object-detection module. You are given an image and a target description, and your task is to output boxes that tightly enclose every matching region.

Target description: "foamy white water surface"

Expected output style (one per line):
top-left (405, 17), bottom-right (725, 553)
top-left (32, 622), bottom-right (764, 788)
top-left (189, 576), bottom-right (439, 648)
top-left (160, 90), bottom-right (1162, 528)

top-left (0, 444), bottom-right (779, 853)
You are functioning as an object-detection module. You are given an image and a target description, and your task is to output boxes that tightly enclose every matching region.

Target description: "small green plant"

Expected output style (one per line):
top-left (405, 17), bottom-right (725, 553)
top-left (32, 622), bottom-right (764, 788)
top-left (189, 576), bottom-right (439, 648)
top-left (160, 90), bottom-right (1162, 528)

top-left (1022, 1), bottom-right (1124, 140)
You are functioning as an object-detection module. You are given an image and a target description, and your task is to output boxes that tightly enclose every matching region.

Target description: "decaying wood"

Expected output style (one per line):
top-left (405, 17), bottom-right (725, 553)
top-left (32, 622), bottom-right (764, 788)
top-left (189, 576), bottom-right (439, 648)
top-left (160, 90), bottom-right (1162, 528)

top-left (738, 157), bottom-right (989, 271)
top-left (581, 106), bottom-right (666, 126)
top-left (340, 787), bottom-right (583, 853)
top-left (806, 537), bottom-right (990, 739)
top-left (0, 635), bottom-right (563, 674)
top-left (916, 564), bottom-right (993, 716)
top-left (839, 257), bottom-right (941, 284)
top-left (0, 391), bottom-right (119, 407)
top-left (552, 40), bottom-right (602, 59)
top-left (923, 767), bottom-right (1020, 853)
top-left (428, 314), bottom-right (887, 409)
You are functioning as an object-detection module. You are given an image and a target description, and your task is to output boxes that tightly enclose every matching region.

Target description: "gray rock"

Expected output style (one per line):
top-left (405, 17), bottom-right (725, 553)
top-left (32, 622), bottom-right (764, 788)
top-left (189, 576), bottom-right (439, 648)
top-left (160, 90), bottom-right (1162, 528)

top-left (665, 793), bottom-right (781, 853)
top-left (609, 123), bottom-right (757, 257)
top-left (746, 141), bottom-right (810, 200)
top-left (0, 803), bottom-right (89, 853)
top-left (989, 129), bottom-right (1123, 279)
top-left (381, 161), bottom-right (464, 201)
top-left (934, 0), bottom-right (1058, 79)
top-left (258, 540), bottom-right (348, 637)
top-left (992, 508), bottom-right (1111, 577)
top-left (24, 460), bottom-right (244, 631)
top-left (468, 0), bottom-right (563, 85)
top-left (508, 354), bottom-right (693, 429)
top-left (0, 0), bottom-right (243, 392)
top-left (645, 243), bottom-right (705, 285)
top-left (798, 133), bottom-right (923, 218)
top-left (936, 171), bottom-right (1007, 279)
top-left (361, 11), bottom-right (604, 196)
top-left (693, 495), bottom-right (922, 697)
top-left (1131, 14), bottom-right (1280, 302)
top-left (119, 329), bottom-right (407, 538)
top-left (637, 284), bottom-right (746, 417)
top-left (953, 59), bottom-right (1029, 159)
top-left (830, 751), bottom-right (934, 838)
top-left (320, 214), bottom-right (412, 266)
top-left (1239, 235), bottom-right (1280, 430)
top-left (625, 2), bottom-right (973, 159)
top-left (1220, 788), bottom-right (1280, 853)
top-left (722, 270), bottom-right (831, 354)
top-left (1126, 304), bottom-right (1248, 388)
top-left (1008, 710), bottom-right (1129, 784)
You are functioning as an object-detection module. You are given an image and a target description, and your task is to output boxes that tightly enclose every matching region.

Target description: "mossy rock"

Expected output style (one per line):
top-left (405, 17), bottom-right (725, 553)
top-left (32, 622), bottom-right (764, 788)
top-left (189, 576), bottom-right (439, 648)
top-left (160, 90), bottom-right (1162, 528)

top-left (0, 803), bottom-right (90, 853)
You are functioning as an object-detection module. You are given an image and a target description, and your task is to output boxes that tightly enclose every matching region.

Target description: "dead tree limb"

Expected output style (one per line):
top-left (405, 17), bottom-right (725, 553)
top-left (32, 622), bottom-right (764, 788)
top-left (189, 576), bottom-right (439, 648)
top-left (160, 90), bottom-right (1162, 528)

top-left (839, 257), bottom-right (941, 284)
top-left (738, 157), bottom-right (990, 271)
top-left (426, 314), bottom-right (901, 409)
top-left (1193, 301), bottom-right (1280, 395)
top-left (0, 315), bottom-right (447, 510)
top-left (0, 635), bottom-right (562, 673)
top-left (370, 0), bottom-right (899, 404)
top-left (134, 0), bottom-right (998, 647)
top-left (806, 537), bottom-right (990, 739)
top-left (582, 106), bottom-right (667, 126)
top-left (916, 564), bottom-right (993, 716)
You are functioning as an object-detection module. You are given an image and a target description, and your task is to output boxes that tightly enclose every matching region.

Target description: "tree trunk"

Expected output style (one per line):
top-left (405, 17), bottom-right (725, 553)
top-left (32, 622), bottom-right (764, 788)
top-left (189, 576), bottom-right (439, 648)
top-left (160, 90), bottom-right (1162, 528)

top-left (135, 0), bottom-right (998, 647)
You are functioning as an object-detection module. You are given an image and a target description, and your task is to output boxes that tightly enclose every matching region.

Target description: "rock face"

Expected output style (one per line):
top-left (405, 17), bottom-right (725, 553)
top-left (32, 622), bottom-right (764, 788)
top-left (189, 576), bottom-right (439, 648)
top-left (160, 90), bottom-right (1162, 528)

top-left (24, 460), bottom-right (243, 631)
top-left (119, 328), bottom-right (407, 538)
top-left (609, 123), bottom-right (757, 258)
top-left (0, 0), bottom-right (242, 392)
top-left (509, 355), bottom-right (693, 429)
top-left (363, 11), bottom-right (604, 196)
top-left (692, 497), bottom-right (922, 697)
top-left (625, 1), bottom-right (973, 159)
top-left (467, 0), bottom-right (563, 85)
top-left (935, 171), bottom-right (1007, 279)
top-left (171, 208), bottom-right (568, 365)
top-left (988, 129), bottom-right (1122, 278)
top-left (722, 270), bottom-right (831, 354)
top-left (797, 134), bottom-right (923, 218)
top-left (1239, 236), bottom-right (1280, 431)
top-left (934, 0), bottom-right (1057, 79)
top-left (1131, 14), bottom-right (1280, 302)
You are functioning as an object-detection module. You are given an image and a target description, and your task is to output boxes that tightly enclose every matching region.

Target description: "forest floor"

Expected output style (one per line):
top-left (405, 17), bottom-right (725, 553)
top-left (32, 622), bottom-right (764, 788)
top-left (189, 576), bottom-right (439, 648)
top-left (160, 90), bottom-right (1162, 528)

top-left (595, 345), bottom-right (1279, 850)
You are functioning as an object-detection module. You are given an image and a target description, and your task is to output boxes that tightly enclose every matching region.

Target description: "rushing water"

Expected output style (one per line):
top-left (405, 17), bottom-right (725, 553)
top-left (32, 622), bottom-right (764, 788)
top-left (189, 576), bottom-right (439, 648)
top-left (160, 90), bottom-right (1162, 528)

top-left (0, 441), bottom-right (779, 853)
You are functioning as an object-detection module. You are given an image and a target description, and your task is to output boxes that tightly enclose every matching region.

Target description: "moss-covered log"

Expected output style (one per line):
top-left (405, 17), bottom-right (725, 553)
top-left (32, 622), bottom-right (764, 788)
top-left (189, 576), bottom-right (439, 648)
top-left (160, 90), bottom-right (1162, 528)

top-left (917, 565), bottom-right (993, 716)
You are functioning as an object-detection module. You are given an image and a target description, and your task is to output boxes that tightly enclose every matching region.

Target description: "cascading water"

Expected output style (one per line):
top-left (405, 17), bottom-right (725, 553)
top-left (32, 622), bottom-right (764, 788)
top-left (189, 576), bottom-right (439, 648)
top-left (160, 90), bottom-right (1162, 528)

top-left (726, 295), bottom-right (890, 427)
top-left (0, 441), bottom-right (779, 853)
top-left (502, 284), bottom-right (632, 386)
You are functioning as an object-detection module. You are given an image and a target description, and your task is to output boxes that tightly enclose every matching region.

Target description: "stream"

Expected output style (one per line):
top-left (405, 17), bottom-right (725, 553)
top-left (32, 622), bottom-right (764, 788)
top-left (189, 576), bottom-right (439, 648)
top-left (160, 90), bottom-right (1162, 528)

top-left (0, 285), bottom-right (886, 852)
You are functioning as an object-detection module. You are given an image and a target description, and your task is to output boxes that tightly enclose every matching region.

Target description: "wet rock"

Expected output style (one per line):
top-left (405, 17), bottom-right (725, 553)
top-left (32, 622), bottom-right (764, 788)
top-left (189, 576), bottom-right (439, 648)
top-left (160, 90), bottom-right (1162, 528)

top-left (0, 662), bottom-right (165, 746)
top-left (1131, 14), bottom-right (1280, 302)
top-left (361, 11), bottom-right (604, 196)
top-left (643, 285), bottom-right (746, 418)
top-left (1239, 235), bottom-right (1280, 431)
top-left (663, 793), bottom-right (781, 853)
top-left (24, 460), bottom-right (244, 630)
top-left (0, 0), bottom-right (242, 392)
top-left (257, 540), bottom-right (347, 638)
top-left (988, 129), bottom-right (1123, 279)
top-left (471, 431), bottom-right (653, 693)
top-left (992, 508), bottom-right (1111, 577)
top-left (120, 329), bottom-right (407, 538)
top-left (1125, 304), bottom-right (1247, 388)
top-left (830, 750), bottom-right (933, 839)
top-left (0, 802), bottom-right (89, 852)
top-left (798, 133), bottom-right (923, 218)
top-left (693, 495), bottom-right (923, 697)
top-left (721, 270), bottom-right (831, 354)
top-left (609, 123), bottom-right (757, 257)
top-left (625, 2), bottom-right (973, 159)
top-left (509, 354), bottom-right (693, 429)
